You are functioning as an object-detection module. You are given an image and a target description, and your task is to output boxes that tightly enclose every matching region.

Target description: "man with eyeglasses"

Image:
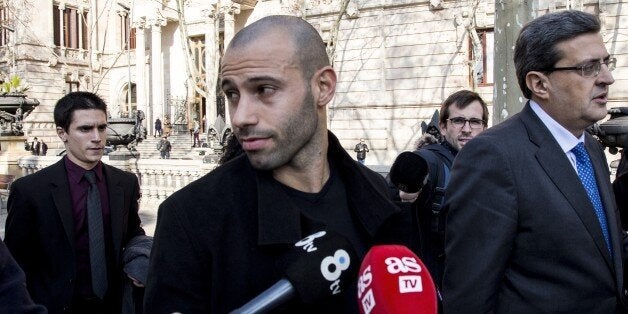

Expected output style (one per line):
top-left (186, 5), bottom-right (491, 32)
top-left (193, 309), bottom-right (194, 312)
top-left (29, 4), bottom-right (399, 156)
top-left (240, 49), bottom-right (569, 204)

top-left (390, 90), bottom-right (488, 289)
top-left (442, 10), bottom-right (624, 313)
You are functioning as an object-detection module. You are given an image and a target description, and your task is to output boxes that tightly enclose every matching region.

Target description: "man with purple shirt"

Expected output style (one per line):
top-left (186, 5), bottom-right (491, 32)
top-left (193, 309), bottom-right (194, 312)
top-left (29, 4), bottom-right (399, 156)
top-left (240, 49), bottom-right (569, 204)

top-left (5, 92), bottom-right (145, 313)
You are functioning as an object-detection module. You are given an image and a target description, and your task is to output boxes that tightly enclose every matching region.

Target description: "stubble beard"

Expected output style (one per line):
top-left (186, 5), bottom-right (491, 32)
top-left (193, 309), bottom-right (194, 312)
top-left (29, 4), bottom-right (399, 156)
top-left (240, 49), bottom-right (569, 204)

top-left (247, 91), bottom-right (318, 171)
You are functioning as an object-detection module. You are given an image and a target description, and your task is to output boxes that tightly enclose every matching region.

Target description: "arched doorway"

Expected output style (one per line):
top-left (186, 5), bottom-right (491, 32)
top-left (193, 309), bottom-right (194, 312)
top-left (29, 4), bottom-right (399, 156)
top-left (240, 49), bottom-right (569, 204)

top-left (120, 83), bottom-right (137, 117)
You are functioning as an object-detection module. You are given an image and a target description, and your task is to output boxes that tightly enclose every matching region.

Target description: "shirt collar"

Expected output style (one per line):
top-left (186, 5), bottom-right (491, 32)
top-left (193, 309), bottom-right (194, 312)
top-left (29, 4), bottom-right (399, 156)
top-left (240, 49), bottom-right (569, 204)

top-left (530, 100), bottom-right (585, 152)
top-left (64, 156), bottom-right (104, 184)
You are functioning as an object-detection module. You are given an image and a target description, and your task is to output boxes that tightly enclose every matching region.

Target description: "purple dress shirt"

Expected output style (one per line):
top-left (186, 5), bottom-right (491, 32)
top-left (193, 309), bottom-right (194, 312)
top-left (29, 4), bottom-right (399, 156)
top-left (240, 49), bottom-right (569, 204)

top-left (64, 157), bottom-right (112, 298)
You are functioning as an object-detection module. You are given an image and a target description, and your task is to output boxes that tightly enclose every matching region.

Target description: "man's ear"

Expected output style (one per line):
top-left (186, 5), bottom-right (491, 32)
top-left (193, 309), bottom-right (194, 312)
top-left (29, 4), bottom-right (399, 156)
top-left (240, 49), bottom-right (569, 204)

top-left (312, 66), bottom-right (337, 107)
top-left (526, 71), bottom-right (550, 101)
top-left (56, 127), bottom-right (67, 142)
top-left (439, 122), bottom-right (447, 135)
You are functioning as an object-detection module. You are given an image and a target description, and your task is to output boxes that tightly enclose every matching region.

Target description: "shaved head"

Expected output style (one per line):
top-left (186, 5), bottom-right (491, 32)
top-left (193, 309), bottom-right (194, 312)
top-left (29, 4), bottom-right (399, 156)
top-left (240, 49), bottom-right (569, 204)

top-left (226, 15), bottom-right (330, 81)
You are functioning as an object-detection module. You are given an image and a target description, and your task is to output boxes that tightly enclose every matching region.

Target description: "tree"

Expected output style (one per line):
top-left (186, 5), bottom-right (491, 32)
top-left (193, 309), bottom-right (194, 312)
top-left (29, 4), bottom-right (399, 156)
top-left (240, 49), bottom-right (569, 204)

top-left (325, 0), bottom-right (351, 64)
top-left (492, 0), bottom-right (532, 124)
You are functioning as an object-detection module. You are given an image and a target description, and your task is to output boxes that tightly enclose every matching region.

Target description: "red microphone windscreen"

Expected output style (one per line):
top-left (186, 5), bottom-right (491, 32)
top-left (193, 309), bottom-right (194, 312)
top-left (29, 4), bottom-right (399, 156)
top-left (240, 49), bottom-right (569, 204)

top-left (357, 245), bottom-right (437, 314)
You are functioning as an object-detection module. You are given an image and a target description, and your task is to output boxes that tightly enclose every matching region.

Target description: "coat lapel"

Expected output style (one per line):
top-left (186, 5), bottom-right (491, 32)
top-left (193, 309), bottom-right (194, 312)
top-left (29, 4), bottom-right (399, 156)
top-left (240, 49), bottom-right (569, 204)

top-left (521, 105), bottom-right (614, 270)
top-left (50, 160), bottom-right (76, 253)
top-left (586, 136), bottom-right (623, 286)
top-left (104, 165), bottom-right (124, 264)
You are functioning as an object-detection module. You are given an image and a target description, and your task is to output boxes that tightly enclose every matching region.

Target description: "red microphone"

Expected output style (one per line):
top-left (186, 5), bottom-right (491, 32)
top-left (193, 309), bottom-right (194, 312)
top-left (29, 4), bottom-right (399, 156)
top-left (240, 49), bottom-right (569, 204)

top-left (357, 245), bottom-right (438, 314)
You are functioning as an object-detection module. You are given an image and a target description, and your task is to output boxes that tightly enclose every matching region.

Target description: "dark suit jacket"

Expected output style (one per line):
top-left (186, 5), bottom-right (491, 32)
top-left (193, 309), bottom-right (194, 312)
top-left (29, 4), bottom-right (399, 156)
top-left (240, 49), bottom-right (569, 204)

top-left (442, 104), bottom-right (625, 313)
top-left (0, 239), bottom-right (46, 313)
top-left (4, 158), bottom-right (144, 314)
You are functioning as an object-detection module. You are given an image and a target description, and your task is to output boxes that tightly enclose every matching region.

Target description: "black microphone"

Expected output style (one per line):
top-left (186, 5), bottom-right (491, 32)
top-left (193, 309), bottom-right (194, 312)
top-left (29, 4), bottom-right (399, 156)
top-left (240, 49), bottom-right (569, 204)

top-left (389, 151), bottom-right (430, 194)
top-left (230, 230), bottom-right (358, 314)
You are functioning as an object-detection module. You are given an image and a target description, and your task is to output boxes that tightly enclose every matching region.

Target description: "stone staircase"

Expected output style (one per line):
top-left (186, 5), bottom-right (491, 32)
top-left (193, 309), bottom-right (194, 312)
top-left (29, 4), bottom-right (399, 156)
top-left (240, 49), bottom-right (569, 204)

top-left (134, 134), bottom-right (203, 159)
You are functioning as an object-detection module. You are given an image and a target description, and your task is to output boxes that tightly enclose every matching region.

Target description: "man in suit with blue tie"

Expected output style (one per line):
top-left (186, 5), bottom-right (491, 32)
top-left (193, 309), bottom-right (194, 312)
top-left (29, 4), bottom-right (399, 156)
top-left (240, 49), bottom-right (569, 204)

top-left (442, 10), bottom-right (626, 312)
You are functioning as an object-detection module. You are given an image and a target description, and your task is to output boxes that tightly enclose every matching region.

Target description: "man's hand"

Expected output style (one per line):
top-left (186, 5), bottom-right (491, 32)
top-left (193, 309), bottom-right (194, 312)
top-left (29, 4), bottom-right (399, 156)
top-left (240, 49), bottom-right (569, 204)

top-left (128, 275), bottom-right (144, 288)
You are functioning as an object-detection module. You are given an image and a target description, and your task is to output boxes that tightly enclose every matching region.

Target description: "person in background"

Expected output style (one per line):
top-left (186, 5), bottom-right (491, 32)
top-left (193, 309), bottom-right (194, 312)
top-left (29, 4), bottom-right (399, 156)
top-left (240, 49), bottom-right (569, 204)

top-left (154, 118), bottom-right (162, 138)
top-left (613, 149), bottom-right (627, 228)
top-left (39, 139), bottom-right (48, 156)
top-left (442, 10), bottom-right (623, 312)
top-left (5, 91), bottom-right (146, 313)
top-left (390, 90), bottom-right (488, 288)
top-left (31, 137), bottom-right (40, 156)
top-left (192, 119), bottom-right (201, 148)
top-left (157, 136), bottom-right (171, 160)
top-left (144, 15), bottom-right (420, 313)
top-left (353, 138), bottom-right (369, 164)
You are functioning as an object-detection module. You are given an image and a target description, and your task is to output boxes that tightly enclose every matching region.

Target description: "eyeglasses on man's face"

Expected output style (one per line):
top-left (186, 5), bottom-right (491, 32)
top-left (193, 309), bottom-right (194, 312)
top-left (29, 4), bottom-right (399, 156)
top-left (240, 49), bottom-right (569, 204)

top-left (544, 57), bottom-right (616, 77)
top-left (447, 117), bottom-right (485, 129)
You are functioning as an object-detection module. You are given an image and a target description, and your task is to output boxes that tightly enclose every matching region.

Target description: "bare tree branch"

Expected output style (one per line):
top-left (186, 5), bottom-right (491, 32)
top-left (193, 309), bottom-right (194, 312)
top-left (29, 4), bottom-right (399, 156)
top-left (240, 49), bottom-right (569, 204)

top-left (326, 0), bottom-right (351, 64)
top-left (175, 0), bottom-right (209, 99)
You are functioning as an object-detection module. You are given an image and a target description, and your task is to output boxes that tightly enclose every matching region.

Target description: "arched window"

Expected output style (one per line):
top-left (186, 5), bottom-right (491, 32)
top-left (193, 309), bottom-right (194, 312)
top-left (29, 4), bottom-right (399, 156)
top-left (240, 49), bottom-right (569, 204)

top-left (121, 83), bottom-right (137, 116)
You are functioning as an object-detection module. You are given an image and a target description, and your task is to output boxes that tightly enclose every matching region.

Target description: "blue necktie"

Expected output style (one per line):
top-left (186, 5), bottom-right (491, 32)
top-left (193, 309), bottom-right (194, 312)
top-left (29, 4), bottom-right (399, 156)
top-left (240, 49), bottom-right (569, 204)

top-left (572, 142), bottom-right (612, 254)
top-left (84, 170), bottom-right (108, 299)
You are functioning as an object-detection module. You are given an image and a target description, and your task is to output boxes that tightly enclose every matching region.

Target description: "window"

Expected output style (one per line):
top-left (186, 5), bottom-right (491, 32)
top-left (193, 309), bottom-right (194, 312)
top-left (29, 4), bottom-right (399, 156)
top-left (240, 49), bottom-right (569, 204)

top-left (0, 6), bottom-right (10, 46)
top-left (122, 83), bottom-right (137, 114)
top-left (66, 81), bottom-right (79, 93)
top-left (189, 36), bottom-right (205, 75)
top-left (470, 28), bottom-right (494, 86)
top-left (53, 4), bottom-right (88, 49)
top-left (120, 14), bottom-right (135, 50)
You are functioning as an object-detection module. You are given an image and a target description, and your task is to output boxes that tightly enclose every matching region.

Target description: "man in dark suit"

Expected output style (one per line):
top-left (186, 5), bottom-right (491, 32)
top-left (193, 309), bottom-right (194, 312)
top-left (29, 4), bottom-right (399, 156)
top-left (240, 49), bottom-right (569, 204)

top-left (0, 240), bottom-right (46, 313)
top-left (442, 10), bottom-right (624, 312)
top-left (5, 91), bottom-right (145, 313)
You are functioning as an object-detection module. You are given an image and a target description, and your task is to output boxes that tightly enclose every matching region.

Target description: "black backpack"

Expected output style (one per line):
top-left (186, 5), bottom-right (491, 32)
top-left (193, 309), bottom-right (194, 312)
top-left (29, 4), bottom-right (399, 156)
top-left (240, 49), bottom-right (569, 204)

top-left (416, 145), bottom-right (453, 235)
top-left (413, 144), bottom-right (454, 288)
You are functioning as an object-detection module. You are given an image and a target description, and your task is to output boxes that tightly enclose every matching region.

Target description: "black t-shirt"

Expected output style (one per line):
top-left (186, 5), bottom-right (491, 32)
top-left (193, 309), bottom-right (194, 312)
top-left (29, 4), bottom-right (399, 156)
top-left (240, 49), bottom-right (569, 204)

top-left (272, 164), bottom-right (368, 312)
top-left (276, 164), bottom-right (368, 257)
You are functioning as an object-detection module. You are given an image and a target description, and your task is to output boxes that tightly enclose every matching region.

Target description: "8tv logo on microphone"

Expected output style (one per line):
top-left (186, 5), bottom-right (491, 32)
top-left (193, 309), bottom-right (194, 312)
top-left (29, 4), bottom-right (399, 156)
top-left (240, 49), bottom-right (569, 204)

top-left (294, 231), bottom-right (352, 295)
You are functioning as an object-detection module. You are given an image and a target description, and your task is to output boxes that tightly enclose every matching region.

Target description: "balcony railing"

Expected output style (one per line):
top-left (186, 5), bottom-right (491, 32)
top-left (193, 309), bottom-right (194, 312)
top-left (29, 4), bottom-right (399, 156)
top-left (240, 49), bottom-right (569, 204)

top-left (17, 155), bottom-right (217, 211)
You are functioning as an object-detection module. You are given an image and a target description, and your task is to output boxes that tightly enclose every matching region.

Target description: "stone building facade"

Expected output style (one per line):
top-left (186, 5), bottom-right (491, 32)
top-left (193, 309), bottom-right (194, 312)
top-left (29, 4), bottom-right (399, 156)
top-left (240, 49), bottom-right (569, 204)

top-left (1, 0), bottom-right (626, 164)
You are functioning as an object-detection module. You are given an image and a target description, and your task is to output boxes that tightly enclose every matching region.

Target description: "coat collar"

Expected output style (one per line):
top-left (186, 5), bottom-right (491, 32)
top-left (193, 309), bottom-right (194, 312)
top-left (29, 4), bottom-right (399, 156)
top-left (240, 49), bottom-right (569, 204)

top-left (49, 159), bottom-right (75, 253)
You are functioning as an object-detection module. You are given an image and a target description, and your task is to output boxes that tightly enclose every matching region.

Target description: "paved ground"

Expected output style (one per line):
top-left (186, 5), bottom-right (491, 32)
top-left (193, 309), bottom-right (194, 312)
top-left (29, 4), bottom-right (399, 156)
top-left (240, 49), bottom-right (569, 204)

top-left (138, 208), bottom-right (158, 236)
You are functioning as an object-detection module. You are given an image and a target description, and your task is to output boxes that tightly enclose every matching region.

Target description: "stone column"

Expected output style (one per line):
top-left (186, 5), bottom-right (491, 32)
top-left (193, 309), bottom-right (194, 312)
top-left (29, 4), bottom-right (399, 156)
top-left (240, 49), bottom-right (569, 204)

top-left (78, 6), bottom-right (85, 50)
top-left (134, 18), bottom-right (147, 131)
top-left (203, 7), bottom-right (217, 130)
top-left (221, 3), bottom-right (240, 124)
top-left (57, 4), bottom-right (65, 51)
top-left (222, 3), bottom-right (240, 51)
top-left (150, 16), bottom-right (167, 136)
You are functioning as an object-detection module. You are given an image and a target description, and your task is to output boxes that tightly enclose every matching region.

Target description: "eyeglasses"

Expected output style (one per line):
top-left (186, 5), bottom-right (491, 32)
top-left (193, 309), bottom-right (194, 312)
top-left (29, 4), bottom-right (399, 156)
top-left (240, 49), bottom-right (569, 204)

top-left (447, 117), bottom-right (485, 129)
top-left (544, 57), bottom-right (616, 77)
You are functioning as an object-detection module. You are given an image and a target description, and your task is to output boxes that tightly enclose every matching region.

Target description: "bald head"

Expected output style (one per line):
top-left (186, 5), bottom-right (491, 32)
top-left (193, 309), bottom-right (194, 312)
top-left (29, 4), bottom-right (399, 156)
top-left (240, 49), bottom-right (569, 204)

top-left (227, 15), bottom-right (330, 81)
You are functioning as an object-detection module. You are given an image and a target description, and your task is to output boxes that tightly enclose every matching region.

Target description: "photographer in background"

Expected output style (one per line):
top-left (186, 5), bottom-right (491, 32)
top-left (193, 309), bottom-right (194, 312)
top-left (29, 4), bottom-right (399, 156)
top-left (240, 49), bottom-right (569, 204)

top-left (614, 150), bottom-right (627, 227)
top-left (389, 90), bottom-right (488, 287)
